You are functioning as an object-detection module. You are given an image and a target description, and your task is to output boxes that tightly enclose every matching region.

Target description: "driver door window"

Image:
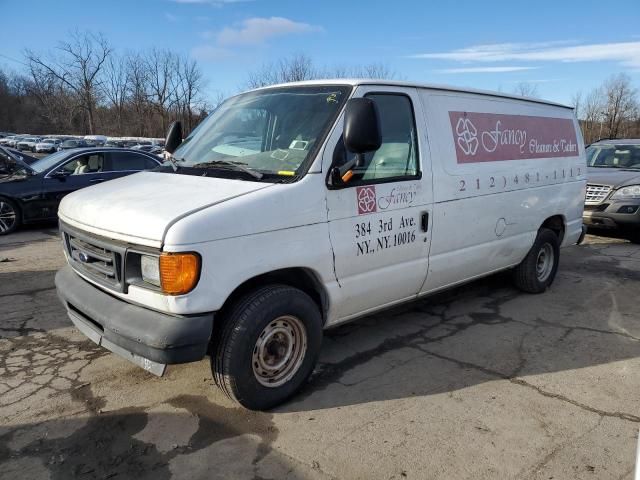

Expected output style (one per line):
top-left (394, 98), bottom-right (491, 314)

top-left (61, 153), bottom-right (104, 175)
top-left (337, 94), bottom-right (419, 184)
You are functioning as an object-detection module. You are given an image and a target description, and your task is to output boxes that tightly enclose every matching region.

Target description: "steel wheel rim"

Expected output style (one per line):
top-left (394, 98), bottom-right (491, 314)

top-left (536, 243), bottom-right (554, 282)
top-left (0, 201), bottom-right (16, 233)
top-left (252, 315), bottom-right (307, 388)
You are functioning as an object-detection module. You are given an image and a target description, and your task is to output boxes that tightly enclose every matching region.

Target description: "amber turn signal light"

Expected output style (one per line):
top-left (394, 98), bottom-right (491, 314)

top-left (341, 169), bottom-right (354, 183)
top-left (159, 252), bottom-right (201, 295)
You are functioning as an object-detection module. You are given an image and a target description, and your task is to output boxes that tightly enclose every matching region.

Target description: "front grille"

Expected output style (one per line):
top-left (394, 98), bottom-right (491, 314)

top-left (584, 203), bottom-right (609, 212)
top-left (585, 184), bottom-right (612, 204)
top-left (62, 226), bottom-right (125, 291)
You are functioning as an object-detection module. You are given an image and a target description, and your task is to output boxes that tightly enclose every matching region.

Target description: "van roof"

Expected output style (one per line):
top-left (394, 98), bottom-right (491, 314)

top-left (250, 79), bottom-right (572, 110)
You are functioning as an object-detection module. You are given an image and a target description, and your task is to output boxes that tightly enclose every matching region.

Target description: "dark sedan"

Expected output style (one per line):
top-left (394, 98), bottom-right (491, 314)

top-left (0, 147), bottom-right (162, 234)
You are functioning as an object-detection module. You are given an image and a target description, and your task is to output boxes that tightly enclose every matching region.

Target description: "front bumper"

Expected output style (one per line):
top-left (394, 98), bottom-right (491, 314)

top-left (55, 265), bottom-right (213, 376)
top-left (583, 200), bottom-right (640, 232)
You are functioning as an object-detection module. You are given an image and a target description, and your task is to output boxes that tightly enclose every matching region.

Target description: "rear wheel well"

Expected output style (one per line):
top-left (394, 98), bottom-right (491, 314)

top-left (216, 268), bottom-right (328, 330)
top-left (540, 215), bottom-right (565, 243)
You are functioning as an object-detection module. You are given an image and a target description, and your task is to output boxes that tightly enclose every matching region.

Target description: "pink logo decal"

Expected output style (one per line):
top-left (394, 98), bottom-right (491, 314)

top-left (357, 186), bottom-right (377, 215)
top-left (449, 112), bottom-right (578, 163)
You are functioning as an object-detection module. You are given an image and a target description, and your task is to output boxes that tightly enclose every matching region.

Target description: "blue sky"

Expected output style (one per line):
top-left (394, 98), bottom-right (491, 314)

top-left (2, 0), bottom-right (639, 105)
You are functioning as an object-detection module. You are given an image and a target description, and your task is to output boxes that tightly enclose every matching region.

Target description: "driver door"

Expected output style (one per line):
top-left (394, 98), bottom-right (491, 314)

top-left (324, 86), bottom-right (433, 321)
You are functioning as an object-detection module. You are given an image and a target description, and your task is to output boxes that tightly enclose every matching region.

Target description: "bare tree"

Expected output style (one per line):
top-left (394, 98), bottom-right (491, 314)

top-left (246, 53), bottom-right (397, 88)
top-left (247, 54), bottom-right (317, 89)
top-left (175, 55), bottom-right (205, 133)
top-left (102, 53), bottom-right (129, 134)
top-left (602, 73), bottom-right (638, 139)
top-left (571, 91), bottom-right (583, 119)
top-left (581, 87), bottom-right (605, 144)
top-left (512, 82), bottom-right (540, 98)
top-left (24, 30), bottom-right (111, 134)
top-left (125, 53), bottom-right (150, 136)
top-left (145, 49), bottom-right (180, 133)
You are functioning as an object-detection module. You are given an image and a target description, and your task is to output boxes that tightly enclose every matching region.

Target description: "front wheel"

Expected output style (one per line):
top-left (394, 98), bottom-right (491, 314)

top-left (211, 284), bottom-right (323, 410)
top-left (0, 198), bottom-right (20, 235)
top-left (512, 228), bottom-right (560, 293)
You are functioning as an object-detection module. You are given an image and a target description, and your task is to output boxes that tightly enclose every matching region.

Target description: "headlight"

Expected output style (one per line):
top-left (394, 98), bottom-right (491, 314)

top-left (611, 185), bottom-right (640, 200)
top-left (140, 255), bottom-right (161, 286)
top-left (137, 252), bottom-right (200, 295)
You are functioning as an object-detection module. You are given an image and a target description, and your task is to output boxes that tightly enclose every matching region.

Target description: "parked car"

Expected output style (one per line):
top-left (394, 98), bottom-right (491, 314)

top-left (54, 80), bottom-right (586, 410)
top-left (84, 135), bottom-right (107, 146)
top-left (17, 137), bottom-right (42, 152)
top-left (35, 138), bottom-right (63, 153)
top-left (58, 139), bottom-right (88, 150)
top-left (583, 139), bottom-right (640, 242)
top-left (104, 140), bottom-right (125, 148)
top-left (148, 146), bottom-right (165, 156)
top-left (8, 136), bottom-right (28, 148)
top-left (0, 147), bottom-right (162, 234)
top-left (0, 136), bottom-right (16, 146)
top-left (131, 144), bottom-right (157, 152)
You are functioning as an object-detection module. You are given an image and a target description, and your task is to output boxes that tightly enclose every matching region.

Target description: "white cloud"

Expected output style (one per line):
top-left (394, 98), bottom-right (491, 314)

top-left (436, 66), bottom-right (538, 74)
top-left (411, 41), bottom-right (640, 69)
top-left (192, 16), bottom-right (321, 62)
top-left (214, 17), bottom-right (321, 46)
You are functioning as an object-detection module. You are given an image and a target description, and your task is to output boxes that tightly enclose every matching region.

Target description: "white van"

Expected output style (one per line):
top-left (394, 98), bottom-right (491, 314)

top-left (55, 80), bottom-right (586, 409)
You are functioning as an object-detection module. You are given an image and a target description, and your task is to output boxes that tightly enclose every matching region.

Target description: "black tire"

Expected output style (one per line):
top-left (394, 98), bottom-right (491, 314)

top-left (627, 231), bottom-right (640, 244)
top-left (0, 197), bottom-right (20, 235)
top-left (512, 228), bottom-right (560, 293)
top-left (211, 284), bottom-right (323, 410)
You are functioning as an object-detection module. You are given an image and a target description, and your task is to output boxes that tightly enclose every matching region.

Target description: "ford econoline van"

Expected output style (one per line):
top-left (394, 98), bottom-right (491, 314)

top-left (55, 80), bottom-right (586, 410)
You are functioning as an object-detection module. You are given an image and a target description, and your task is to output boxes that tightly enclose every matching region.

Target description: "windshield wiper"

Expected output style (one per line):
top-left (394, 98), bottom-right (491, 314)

top-left (192, 160), bottom-right (263, 180)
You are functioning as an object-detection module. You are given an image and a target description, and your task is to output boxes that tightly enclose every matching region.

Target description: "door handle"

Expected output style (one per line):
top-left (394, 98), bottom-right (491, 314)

top-left (421, 211), bottom-right (429, 232)
top-left (89, 178), bottom-right (105, 183)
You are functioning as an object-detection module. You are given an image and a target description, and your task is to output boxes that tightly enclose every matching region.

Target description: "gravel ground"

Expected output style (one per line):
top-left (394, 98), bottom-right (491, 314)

top-left (0, 227), bottom-right (639, 480)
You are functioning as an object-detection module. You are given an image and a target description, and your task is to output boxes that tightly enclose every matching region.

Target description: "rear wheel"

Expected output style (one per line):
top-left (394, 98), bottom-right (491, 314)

top-left (0, 198), bottom-right (20, 235)
top-left (512, 228), bottom-right (560, 293)
top-left (211, 284), bottom-right (323, 410)
top-left (627, 231), bottom-right (640, 244)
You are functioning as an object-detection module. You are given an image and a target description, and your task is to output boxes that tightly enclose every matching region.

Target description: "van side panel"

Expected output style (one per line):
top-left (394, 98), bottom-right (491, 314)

top-left (419, 90), bottom-right (586, 294)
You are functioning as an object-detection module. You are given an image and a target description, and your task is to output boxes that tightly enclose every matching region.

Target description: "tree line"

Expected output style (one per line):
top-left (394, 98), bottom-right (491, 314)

top-left (0, 33), bottom-right (398, 139)
top-left (1, 31), bottom-right (211, 138)
top-left (1, 31), bottom-right (639, 144)
top-left (571, 73), bottom-right (639, 144)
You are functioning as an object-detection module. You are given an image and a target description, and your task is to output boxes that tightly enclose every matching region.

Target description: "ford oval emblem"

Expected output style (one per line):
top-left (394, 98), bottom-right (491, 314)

top-left (78, 252), bottom-right (89, 263)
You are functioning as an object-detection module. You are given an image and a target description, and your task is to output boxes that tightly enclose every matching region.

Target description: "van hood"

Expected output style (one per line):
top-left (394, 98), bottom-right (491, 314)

top-left (587, 167), bottom-right (640, 188)
top-left (58, 171), bottom-right (273, 246)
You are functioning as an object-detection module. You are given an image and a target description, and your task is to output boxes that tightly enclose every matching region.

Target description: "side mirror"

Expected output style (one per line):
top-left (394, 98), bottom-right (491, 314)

top-left (343, 97), bottom-right (382, 167)
top-left (165, 121), bottom-right (183, 154)
top-left (50, 169), bottom-right (68, 179)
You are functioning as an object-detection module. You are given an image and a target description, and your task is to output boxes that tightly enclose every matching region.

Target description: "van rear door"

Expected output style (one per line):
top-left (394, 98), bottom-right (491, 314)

top-left (324, 86), bottom-right (433, 320)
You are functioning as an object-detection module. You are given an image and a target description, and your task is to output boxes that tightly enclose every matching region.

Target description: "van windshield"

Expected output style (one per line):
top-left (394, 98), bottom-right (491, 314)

top-left (586, 144), bottom-right (640, 169)
top-left (171, 85), bottom-right (351, 181)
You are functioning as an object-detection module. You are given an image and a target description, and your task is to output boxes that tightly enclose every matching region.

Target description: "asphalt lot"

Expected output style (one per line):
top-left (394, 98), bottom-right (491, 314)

top-left (0, 227), bottom-right (639, 480)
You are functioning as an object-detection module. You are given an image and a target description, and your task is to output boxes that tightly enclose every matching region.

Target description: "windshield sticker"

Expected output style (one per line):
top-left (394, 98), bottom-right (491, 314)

top-left (449, 112), bottom-right (578, 163)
